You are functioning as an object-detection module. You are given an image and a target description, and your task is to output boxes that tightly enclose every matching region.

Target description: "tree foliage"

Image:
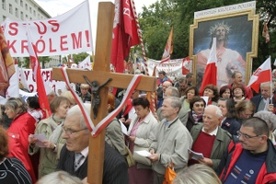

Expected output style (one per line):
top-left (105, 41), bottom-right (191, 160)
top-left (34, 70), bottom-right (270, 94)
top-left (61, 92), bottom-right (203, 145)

top-left (20, 56), bottom-right (50, 68)
top-left (62, 52), bottom-right (90, 64)
top-left (139, 0), bottom-right (276, 70)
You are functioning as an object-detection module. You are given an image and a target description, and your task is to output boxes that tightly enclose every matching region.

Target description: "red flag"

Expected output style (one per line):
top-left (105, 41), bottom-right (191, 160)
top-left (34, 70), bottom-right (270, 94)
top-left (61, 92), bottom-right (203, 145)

top-left (26, 31), bottom-right (51, 117)
top-left (161, 27), bottom-right (173, 63)
top-left (111, 0), bottom-right (140, 73)
top-left (247, 57), bottom-right (271, 93)
top-left (0, 28), bottom-right (15, 97)
top-left (199, 38), bottom-right (217, 94)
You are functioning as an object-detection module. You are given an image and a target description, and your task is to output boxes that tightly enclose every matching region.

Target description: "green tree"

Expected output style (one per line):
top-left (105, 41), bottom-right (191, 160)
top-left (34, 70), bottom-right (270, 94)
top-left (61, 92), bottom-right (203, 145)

top-left (139, 0), bottom-right (276, 70)
top-left (20, 56), bottom-right (50, 68)
top-left (62, 52), bottom-right (90, 64)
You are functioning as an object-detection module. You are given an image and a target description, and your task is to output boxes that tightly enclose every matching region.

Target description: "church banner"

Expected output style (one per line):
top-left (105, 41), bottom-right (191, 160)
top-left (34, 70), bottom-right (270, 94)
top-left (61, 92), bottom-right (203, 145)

top-left (147, 58), bottom-right (192, 80)
top-left (1, 0), bottom-right (92, 57)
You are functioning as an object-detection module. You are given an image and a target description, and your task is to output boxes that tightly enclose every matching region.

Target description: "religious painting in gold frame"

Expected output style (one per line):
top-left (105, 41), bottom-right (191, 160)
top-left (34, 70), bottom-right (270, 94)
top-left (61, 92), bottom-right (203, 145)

top-left (189, 10), bottom-right (259, 88)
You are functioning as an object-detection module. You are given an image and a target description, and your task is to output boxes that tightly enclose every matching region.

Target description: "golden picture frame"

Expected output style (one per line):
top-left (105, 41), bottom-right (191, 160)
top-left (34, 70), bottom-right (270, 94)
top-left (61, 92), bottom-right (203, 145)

top-left (189, 9), bottom-right (259, 88)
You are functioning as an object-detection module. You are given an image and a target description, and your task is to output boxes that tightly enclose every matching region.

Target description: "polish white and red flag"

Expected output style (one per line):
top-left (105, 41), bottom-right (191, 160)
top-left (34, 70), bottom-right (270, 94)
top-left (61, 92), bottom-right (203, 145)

top-left (78, 55), bottom-right (91, 70)
top-left (26, 30), bottom-right (51, 117)
top-left (199, 37), bottom-right (217, 94)
top-left (111, 0), bottom-right (140, 73)
top-left (248, 57), bottom-right (272, 93)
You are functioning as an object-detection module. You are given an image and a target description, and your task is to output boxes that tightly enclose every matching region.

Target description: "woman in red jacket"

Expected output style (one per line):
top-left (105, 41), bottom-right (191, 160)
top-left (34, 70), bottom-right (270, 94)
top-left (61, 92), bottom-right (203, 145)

top-left (5, 97), bottom-right (37, 183)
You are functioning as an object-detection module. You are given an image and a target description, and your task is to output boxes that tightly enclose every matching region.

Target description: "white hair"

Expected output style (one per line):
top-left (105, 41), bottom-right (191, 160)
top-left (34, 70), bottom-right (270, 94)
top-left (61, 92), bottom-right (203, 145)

top-left (67, 104), bottom-right (91, 129)
top-left (206, 104), bottom-right (223, 118)
top-left (36, 171), bottom-right (82, 184)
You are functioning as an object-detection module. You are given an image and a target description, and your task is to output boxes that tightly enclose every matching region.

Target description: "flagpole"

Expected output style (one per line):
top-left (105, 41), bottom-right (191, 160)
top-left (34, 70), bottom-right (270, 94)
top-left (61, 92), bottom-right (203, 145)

top-left (269, 56), bottom-right (273, 103)
top-left (86, 0), bottom-right (95, 68)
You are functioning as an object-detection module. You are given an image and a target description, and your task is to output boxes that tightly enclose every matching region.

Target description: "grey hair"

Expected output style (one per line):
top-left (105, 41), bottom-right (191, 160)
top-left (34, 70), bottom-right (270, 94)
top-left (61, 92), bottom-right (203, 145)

top-left (260, 82), bottom-right (271, 89)
top-left (36, 171), bottom-right (82, 184)
top-left (166, 86), bottom-right (180, 97)
top-left (166, 96), bottom-right (182, 112)
top-left (206, 104), bottom-right (223, 118)
top-left (67, 104), bottom-right (91, 129)
top-left (5, 97), bottom-right (26, 115)
top-left (253, 111), bottom-right (276, 131)
top-left (173, 164), bottom-right (221, 184)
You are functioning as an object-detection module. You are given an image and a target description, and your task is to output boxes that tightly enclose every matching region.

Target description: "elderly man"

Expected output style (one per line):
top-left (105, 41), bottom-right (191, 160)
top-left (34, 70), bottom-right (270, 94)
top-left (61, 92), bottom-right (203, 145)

top-left (189, 105), bottom-right (231, 170)
top-left (251, 82), bottom-right (275, 113)
top-left (56, 104), bottom-right (128, 183)
top-left (149, 96), bottom-right (193, 184)
top-left (157, 86), bottom-right (188, 124)
top-left (218, 117), bottom-right (276, 183)
top-left (157, 81), bottom-right (173, 109)
top-left (229, 71), bottom-right (253, 99)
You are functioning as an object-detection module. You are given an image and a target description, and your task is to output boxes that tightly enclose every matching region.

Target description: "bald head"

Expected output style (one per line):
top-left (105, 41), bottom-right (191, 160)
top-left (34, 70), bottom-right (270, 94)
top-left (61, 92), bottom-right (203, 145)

top-left (162, 81), bottom-right (172, 92)
top-left (202, 105), bottom-right (223, 133)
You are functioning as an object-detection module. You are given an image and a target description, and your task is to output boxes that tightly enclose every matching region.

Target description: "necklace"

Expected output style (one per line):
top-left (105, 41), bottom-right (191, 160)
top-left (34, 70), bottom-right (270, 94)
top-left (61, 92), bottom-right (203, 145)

top-left (216, 47), bottom-right (225, 63)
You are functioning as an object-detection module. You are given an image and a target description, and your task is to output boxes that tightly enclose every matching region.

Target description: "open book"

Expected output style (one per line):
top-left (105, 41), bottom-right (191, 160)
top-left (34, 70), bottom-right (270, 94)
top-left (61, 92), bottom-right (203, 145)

top-left (188, 148), bottom-right (204, 160)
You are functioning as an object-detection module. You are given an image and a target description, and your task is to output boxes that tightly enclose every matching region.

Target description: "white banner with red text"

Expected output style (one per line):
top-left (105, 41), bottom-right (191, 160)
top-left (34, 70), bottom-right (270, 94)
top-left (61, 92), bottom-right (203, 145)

top-left (1, 0), bottom-right (92, 57)
top-left (147, 58), bottom-right (192, 80)
top-left (19, 68), bottom-right (72, 95)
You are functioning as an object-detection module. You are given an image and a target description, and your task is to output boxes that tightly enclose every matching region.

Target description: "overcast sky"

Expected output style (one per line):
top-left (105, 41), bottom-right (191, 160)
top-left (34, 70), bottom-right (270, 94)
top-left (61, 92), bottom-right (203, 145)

top-left (34, 0), bottom-right (157, 49)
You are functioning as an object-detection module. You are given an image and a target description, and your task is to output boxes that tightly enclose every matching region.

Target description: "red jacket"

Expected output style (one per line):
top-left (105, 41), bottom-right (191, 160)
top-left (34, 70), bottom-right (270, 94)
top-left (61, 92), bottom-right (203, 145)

top-left (219, 141), bottom-right (276, 184)
top-left (7, 112), bottom-right (37, 182)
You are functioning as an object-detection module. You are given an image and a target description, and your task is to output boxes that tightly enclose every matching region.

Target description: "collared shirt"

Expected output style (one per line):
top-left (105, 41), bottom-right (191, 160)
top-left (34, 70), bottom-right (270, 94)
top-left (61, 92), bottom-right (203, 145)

top-left (75, 147), bottom-right (89, 169)
top-left (163, 117), bottom-right (178, 127)
top-left (202, 126), bottom-right (218, 136)
top-left (79, 147), bottom-right (89, 159)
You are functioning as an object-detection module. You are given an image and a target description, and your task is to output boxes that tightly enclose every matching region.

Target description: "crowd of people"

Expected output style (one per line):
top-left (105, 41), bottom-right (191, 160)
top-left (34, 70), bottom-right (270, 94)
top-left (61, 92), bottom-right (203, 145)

top-left (0, 69), bottom-right (276, 184)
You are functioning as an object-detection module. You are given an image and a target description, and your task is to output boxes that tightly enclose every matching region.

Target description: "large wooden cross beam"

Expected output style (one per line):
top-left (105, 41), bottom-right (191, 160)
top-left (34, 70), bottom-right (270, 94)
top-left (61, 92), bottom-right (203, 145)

top-left (52, 2), bottom-right (156, 184)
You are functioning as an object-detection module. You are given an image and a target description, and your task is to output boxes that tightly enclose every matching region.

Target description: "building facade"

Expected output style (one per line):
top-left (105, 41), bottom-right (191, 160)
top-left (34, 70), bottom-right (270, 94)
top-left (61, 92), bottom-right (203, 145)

top-left (1, 0), bottom-right (60, 67)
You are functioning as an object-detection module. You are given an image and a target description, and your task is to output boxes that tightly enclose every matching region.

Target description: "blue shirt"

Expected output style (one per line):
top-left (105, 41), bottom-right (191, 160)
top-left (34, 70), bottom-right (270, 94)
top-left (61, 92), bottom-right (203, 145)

top-left (224, 150), bottom-right (267, 184)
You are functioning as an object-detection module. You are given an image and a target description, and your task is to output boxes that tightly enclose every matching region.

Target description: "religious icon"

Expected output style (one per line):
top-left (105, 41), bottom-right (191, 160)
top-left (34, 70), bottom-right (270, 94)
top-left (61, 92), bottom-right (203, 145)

top-left (190, 10), bottom-right (259, 88)
top-left (83, 76), bottom-right (112, 119)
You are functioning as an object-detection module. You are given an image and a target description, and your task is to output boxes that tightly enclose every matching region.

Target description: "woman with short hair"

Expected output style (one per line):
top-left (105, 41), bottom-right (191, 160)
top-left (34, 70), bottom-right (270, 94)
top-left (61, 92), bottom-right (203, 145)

top-left (5, 97), bottom-right (37, 182)
top-left (28, 96), bottom-right (71, 178)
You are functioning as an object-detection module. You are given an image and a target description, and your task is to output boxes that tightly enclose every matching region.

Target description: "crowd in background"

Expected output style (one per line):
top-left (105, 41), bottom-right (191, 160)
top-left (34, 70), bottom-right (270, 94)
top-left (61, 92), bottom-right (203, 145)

top-left (0, 69), bottom-right (276, 184)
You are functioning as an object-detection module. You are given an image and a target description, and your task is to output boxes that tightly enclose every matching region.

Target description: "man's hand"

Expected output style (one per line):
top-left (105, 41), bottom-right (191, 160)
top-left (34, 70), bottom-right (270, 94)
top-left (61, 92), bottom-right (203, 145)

top-left (198, 157), bottom-right (213, 167)
top-left (148, 153), bottom-right (159, 162)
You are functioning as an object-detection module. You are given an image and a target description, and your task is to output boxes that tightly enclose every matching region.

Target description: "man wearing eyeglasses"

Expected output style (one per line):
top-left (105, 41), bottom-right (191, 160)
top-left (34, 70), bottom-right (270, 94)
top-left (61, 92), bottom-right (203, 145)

top-left (218, 117), bottom-right (276, 184)
top-left (56, 104), bottom-right (128, 183)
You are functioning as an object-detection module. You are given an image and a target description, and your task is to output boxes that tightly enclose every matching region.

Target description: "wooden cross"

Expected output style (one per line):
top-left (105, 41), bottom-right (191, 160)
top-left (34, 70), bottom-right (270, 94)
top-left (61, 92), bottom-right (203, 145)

top-left (52, 2), bottom-right (156, 184)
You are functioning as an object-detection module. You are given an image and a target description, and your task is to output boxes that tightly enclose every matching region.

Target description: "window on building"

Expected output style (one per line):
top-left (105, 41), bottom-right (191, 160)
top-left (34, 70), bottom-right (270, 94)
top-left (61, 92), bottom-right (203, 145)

top-left (29, 7), bottom-right (31, 13)
top-left (33, 10), bottom-right (36, 16)
top-left (9, 4), bottom-right (12, 14)
top-left (20, 0), bottom-right (22, 7)
top-left (2, 0), bottom-right (6, 10)
top-left (25, 14), bottom-right (28, 19)
top-left (20, 11), bottom-right (23, 20)
top-left (15, 7), bottom-right (18, 17)
top-left (3, 15), bottom-right (6, 22)
top-left (25, 3), bottom-right (27, 10)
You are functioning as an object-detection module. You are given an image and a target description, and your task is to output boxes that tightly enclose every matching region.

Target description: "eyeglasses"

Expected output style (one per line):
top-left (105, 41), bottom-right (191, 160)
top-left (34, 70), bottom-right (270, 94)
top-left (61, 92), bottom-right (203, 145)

top-left (62, 126), bottom-right (88, 135)
top-left (237, 131), bottom-right (260, 139)
top-left (194, 104), bottom-right (204, 107)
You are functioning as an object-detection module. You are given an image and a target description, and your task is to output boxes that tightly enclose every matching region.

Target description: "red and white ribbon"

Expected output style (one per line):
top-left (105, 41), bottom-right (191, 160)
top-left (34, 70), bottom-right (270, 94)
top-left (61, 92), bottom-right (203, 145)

top-left (60, 67), bottom-right (142, 137)
top-left (60, 67), bottom-right (95, 132)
